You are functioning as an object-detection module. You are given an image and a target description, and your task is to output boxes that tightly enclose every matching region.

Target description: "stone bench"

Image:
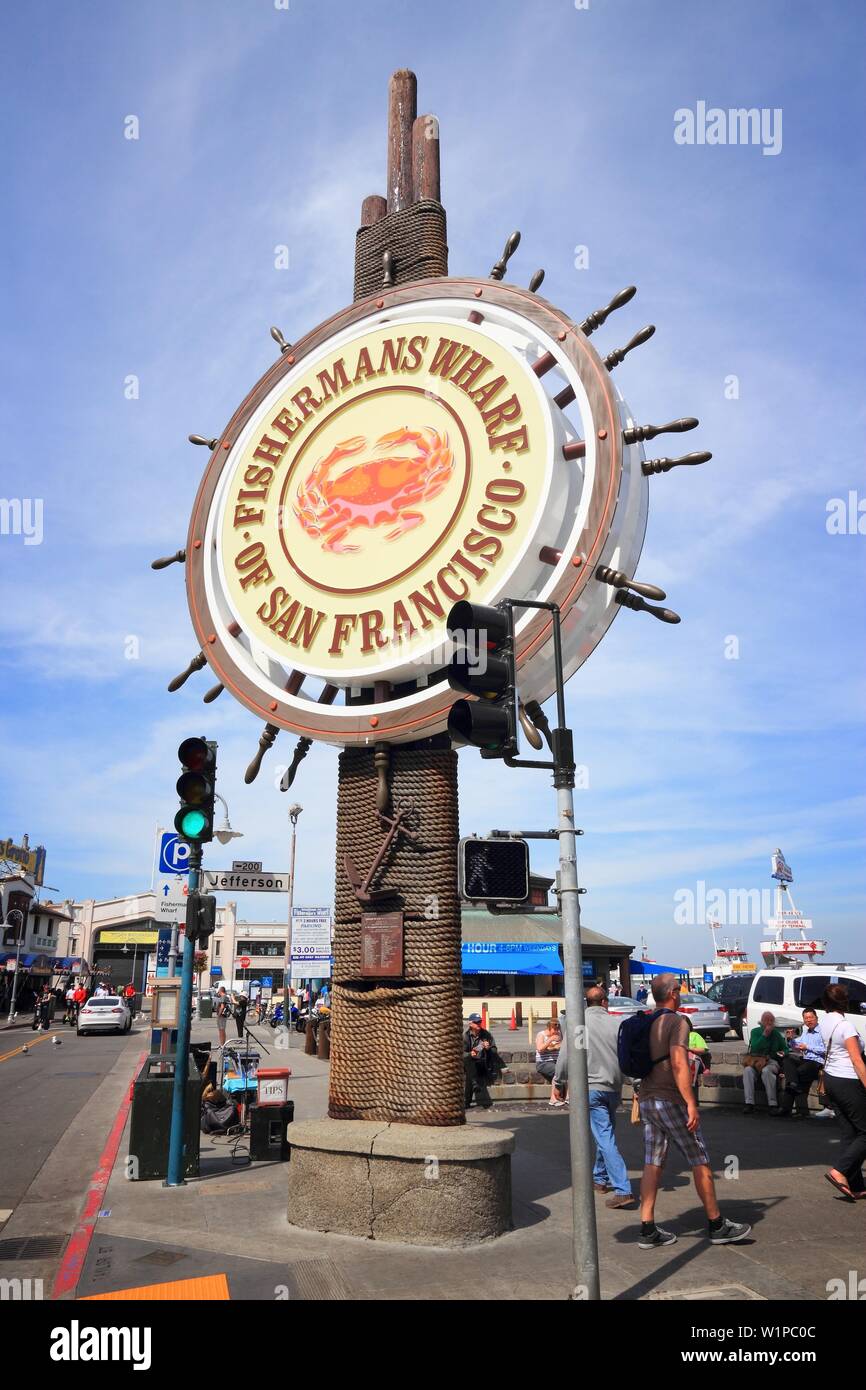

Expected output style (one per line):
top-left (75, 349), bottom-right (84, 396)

top-left (486, 1052), bottom-right (827, 1110)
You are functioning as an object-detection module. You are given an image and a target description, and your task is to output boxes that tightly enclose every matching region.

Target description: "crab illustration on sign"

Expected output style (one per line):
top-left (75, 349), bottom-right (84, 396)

top-left (292, 426), bottom-right (454, 553)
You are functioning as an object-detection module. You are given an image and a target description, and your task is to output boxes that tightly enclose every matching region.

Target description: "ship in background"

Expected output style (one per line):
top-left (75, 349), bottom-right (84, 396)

top-left (708, 850), bottom-right (827, 978)
top-left (707, 922), bottom-right (755, 979)
top-left (760, 848), bottom-right (827, 967)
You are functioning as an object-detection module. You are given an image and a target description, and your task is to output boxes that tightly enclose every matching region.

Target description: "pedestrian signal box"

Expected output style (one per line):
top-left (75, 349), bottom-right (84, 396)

top-left (459, 836), bottom-right (530, 905)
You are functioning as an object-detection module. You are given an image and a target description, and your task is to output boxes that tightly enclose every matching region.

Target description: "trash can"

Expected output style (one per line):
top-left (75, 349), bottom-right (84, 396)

top-left (128, 1054), bottom-right (201, 1181)
top-left (198, 995), bottom-right (213, 1019)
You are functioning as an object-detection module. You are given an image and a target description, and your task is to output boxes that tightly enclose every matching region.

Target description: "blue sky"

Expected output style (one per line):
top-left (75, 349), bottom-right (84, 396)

top-left (1, 0), bottom-right (863, 966)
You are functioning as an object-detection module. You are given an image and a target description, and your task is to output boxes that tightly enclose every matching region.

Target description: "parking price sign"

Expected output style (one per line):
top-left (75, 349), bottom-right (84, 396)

top-left (291, 906), bottom-right (332, 980)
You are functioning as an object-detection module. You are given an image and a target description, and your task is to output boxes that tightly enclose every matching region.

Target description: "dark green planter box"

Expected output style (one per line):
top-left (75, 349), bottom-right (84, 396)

top-left (128, 1054), bottom-right (201, 1181)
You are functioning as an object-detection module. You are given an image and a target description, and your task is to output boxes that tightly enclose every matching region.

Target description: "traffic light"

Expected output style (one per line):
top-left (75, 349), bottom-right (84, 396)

top-left (446, 600), bottom-right (516, 756)
top-left (175, 737), bottom-right (217, 843)
top-left (459, 836), bottom-right (530, 904)
top-left (185, 890), bottom-right (217, 944)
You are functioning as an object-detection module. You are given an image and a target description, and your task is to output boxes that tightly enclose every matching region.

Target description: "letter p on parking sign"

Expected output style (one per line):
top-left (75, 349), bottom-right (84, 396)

top-left (159, 831), bottom-right (191, 875)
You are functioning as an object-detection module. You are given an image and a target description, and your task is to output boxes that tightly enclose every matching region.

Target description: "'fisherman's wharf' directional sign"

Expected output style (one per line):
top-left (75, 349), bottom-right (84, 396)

top-left (185, 282), bottom-right (658, 745)
top-left (158, 70), bottom-right (711, 1238)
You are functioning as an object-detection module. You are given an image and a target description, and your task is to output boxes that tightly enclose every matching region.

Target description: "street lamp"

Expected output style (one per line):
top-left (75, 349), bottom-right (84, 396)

top-left (282, 804), bottom-right (302, 1047)
top-left (213, 793), bottom-right (243, 846)
top-left (4, 879), bottom-right (61, 1023)
top-left (5, 909), bottom-right (25, 1022)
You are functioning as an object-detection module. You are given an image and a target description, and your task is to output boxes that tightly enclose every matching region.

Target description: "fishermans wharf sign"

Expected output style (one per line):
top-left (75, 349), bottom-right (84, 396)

top-left (0, 836), bottom-right (46, 885)
top-left (187, 278), bottom-right (648, 744)
top-left (219, 320), bottom-right (547, 672)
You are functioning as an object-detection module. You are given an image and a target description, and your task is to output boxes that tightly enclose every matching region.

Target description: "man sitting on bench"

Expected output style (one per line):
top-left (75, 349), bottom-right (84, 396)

top-left (777, 1008), bottom-right (825, 1119)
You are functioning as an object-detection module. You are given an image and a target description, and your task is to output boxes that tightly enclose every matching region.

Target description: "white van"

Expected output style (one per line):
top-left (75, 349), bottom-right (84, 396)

top-left (745, 964), bottom-right (866, 1044)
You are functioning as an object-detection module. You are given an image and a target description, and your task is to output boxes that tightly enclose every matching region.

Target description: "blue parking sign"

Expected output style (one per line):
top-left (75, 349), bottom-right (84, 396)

top-left (159, 832), bottom-right (190, 875)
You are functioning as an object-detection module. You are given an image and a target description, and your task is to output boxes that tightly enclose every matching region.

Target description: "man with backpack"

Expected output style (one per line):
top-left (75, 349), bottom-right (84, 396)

top-left (619, 973), bottom-right (751, 1250)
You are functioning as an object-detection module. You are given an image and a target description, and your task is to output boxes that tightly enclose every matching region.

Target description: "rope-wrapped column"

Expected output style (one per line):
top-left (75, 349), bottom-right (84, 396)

top-left (325, 69), bottom-right (463, 1127)
top-left (328, 745), bottom-right (465, 1125)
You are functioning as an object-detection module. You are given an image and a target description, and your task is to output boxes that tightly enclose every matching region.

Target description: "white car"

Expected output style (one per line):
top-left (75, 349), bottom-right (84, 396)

top-left (745, 965), bottom-right (866, 1043)
top-left (77, 995), bottom-right (133, 1035)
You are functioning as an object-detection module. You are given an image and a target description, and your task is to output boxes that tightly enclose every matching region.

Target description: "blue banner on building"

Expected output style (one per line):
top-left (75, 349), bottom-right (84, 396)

top-left (461, 941), bottom-right (563, 975)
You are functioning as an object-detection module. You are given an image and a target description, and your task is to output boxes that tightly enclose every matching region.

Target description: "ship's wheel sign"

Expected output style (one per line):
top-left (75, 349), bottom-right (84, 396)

top-left (175, 277), bottom-right (705, 746)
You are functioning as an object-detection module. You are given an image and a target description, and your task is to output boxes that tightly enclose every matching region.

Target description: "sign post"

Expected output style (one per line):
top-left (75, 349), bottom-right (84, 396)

top-left (159, 66), bottom-right (709, 1257)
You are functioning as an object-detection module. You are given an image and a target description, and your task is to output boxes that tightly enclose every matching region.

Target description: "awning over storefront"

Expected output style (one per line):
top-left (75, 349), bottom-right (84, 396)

top-left (462, 941), bottom-right (562, 975)
top-left (14, 954), bottom-right (88, 975)
top-left (22, 953), bottom-right (54, 972)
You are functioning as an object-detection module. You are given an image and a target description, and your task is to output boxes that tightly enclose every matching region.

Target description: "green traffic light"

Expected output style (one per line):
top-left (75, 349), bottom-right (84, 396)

top-left (177, 808), bottom-right (208, 839)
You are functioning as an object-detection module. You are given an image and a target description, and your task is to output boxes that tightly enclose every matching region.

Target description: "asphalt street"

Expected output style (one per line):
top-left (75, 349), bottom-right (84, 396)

top-left (0, 1019), bottom-right (144, 1214)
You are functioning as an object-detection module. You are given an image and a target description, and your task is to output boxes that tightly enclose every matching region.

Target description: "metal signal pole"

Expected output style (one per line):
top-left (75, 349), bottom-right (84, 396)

top-left (281, 804), bottom-right (302, 1048)
top-left (500, 599), bottom-right (601, 1299)
top-left (165, 843), bottom-right (200, 1187)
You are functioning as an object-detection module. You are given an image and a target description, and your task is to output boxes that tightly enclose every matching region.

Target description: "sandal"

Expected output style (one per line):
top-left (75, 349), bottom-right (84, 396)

top-left (825, 1172), bottom-right (856, 1202)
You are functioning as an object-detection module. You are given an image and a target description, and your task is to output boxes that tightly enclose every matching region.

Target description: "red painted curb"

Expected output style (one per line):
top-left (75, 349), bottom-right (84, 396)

top-left (52, 1051), bottom-right (147, 1299)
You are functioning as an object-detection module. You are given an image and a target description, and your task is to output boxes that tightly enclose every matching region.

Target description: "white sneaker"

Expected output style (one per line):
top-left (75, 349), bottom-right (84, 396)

top-left (548, 1099), bottom-right (567, 1108)
top-left (813, 1107), bottom-right (836, 1119)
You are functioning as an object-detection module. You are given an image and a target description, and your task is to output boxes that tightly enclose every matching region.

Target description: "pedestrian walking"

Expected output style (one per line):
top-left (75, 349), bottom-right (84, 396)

top-left (463, 1012), bottom-right (499, 1109)
top-left (627, 972), bottom-right (751, 1249)
top-left (742, 1011), bottom-right (787, 1114)
top-left (776, 1009), bottom-right (824, 1118)
top-left (72, 982), bottom-right (87, 1021)
top-left (215, 987), bottom-right (231, 1047)
top-left (64, 982), bottom-right (77, 1025)
top-left (819, 984), bottom-right (866, 1201)
top-left (584, 985), bottom-right (636, 1209)
top-left (232, 989), bottom-right (248, 1038)
top-left (635, 985), bottom-right (648, 1004)
top-left (33, 984), bottom-right (52, 1031)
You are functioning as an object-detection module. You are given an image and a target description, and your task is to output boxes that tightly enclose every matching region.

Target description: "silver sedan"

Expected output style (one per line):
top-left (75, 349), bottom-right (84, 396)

top-left (606, 995), bottom-right (650, 1017)
top-left (677, 992), bottom-right (730, 1041)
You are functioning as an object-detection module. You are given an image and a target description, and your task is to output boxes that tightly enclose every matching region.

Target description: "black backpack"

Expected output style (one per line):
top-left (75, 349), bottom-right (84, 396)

top-left (617, 1008), bottom-right (671, 1079)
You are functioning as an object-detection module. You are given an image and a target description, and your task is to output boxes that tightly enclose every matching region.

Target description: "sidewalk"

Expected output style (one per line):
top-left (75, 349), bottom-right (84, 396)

top-left (36, 1015), bottom-right (864, 1301)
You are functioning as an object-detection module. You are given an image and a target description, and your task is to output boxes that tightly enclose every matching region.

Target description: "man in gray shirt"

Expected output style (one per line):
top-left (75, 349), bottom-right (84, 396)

top-left (555, 985), bottom-right (636, 1208)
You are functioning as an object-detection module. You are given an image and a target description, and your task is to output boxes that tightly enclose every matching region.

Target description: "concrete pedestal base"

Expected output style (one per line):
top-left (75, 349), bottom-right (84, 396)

top-left (286, 1119), bottom-right (514, 1246)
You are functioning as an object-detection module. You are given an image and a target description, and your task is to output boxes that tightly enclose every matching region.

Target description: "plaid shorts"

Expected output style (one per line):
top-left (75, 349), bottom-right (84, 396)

top-left (640, 1097), bottom-right (710, 1169)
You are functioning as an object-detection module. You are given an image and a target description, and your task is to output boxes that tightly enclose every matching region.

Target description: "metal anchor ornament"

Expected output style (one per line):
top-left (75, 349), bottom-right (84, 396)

top-left (344, 801), bottom-right (421, 906)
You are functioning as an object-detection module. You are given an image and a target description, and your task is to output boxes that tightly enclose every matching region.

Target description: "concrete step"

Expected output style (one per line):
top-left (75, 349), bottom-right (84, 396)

top-left (492, 1083), bottom-right (554, 1102)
